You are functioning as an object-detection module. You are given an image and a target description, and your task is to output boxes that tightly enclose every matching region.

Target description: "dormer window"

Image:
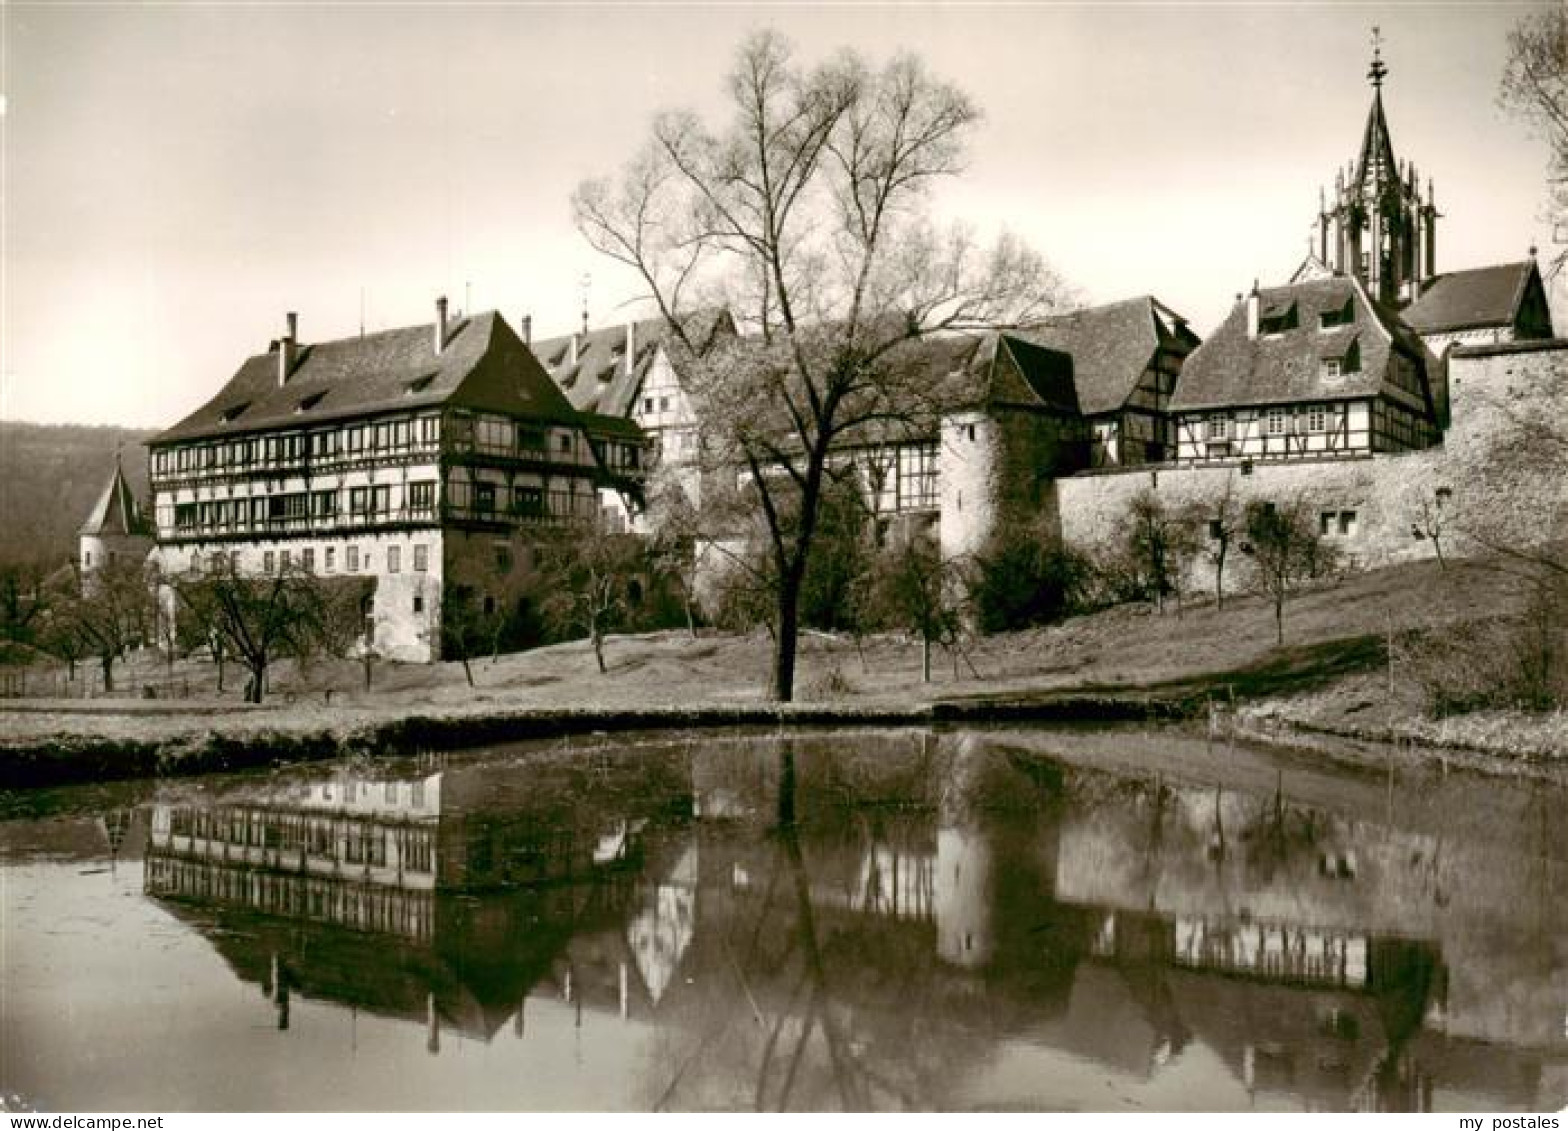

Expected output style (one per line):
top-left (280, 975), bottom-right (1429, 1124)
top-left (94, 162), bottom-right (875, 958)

top-left (219, 402), bottom-right (250, 423)
top-left (297, 391), bottom-right (326, 412)
top-left (1319, 298), bottom-right (1355, 329)
top-left (406, 374), bottom-right (436, 395)
top-left (1320, 338), bottom-right (1360, 381)
top-left (1259, 301), bottom-right (1297, 335)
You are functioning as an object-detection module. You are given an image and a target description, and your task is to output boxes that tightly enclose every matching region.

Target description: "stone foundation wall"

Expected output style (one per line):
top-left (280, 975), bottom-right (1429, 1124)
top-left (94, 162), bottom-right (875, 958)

top-left (149, 529), bottom-right (444, 663)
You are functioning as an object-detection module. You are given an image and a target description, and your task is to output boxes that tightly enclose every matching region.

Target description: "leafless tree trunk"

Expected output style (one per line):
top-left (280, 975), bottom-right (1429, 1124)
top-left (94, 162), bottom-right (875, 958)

top-left (575, 32), bottom-right (1064, 701)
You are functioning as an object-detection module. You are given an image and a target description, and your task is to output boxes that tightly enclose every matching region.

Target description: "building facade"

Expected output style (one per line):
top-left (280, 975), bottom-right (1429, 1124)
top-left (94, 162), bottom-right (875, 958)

top-left (146, 300), bottom-right (646, 661)
top-left (1169, 274), bottom-right (1442, 464)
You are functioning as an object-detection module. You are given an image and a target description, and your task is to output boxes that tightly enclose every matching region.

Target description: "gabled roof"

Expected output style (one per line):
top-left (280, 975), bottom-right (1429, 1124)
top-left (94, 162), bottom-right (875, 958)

top-left (1014, 296), bottom-right (1198, 415)
top-left (79, 460), bottom-right (151, 537)
top-left (1170, 275), bottom-right (1427, 412)
top-left (532, 309), bottom-right (734, 418)
top-left (1402, 260), bottom-right (1541, 335)
top-left (153, 312), bottom-right (580, 445)
top-left (1291, 254), bottom-right (1335, 284)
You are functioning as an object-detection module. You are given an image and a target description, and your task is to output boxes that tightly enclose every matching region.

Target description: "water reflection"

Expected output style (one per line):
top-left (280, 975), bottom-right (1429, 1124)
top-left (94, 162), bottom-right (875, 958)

top-left (4, 727), bottom-right (1564, 1111)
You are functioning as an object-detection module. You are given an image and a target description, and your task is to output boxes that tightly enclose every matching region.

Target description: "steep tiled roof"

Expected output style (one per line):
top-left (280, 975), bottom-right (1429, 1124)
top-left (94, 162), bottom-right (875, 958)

top-left (532, 309), bottom-right (733, 418)
top-left (153, 312), bottom-right (580, 445)
top-left (79, 460), bottom-right (151, 537)
top-left (1170, 276), bottom-right (1426, 412)
top-left (1015, 296), bottom-right (1197, 415)
top-left (1403, 261), bottom-right (1537, 334)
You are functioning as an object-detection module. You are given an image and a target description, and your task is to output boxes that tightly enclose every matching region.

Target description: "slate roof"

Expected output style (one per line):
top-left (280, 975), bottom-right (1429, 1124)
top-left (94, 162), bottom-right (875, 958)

top-left (692, 328), bottom-right (1080, 452)
top-left (79, 460), bottom-right (152, 537)
top-left (1402, 260), bottom-right (1539, 335)
top-left (153, 312), bottom-right (580, 446)
top-left (1170, 275), bottom-right (1428, 412)
top-left (857, 330), bottom-right (1081, 425)
top-left (531, 309), bottom-right (734, 418)
top-left (1014, 296), bottom-right (1198, 415)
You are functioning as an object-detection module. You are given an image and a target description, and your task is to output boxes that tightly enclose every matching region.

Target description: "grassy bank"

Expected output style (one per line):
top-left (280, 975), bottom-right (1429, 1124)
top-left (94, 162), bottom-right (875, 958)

top-left (3, 556), bottom-right (1562, 786)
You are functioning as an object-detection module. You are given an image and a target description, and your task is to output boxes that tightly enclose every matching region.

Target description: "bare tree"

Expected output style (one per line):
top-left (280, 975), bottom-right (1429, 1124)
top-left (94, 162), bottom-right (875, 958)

top-left (1182, 474), bottom-right (1242, 610)
top-left (439, 559), bottom-right (531, 687)
top-left (0, 563), bottom-right (53, 659)
top-left (1500, 7), bottom-right (1568, 278)
top-left (1124, 489), bottom-right (1200, 614)
top-left (171, 559), bottom-right (370, 704)
top-left (1407, 487), bottom-right (1452, 569)
top-left (532, 519), bottom-right (648, 675)
top-left (1243, 499), bottom-right (1336, 646)
top-left (575, 32), bottom-right (1064, 700)
top-left (60, 557), bottom-right (154, 693)
top-left (645, 477), bottom-right (705, 639)
top-left (865, 529), bottom-right (964, 682)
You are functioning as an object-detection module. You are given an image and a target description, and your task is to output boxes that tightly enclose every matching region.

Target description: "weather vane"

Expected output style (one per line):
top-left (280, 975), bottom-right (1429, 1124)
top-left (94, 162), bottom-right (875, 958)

top-left (1368, 26), bottom-right (1387, 89)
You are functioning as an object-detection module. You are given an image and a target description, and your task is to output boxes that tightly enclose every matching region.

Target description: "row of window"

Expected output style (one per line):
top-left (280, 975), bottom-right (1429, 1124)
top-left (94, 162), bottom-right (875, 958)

top-left (449, 412), bottom-right (574, 458)
top-left (193, 542), bottom-right (430, 577)
top-left (154, 416), bottom-right (441, 478)
top-left (171, 482), bottom-right (438, 533)
top-left (1204, 404), bottom-right (1342, 441)
top-left (446, 480), bottom-right (586, 520)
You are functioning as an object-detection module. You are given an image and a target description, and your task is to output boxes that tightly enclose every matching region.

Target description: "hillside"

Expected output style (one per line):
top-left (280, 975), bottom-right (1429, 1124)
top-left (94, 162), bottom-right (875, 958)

top-left (4, 555), bottom-right (1563, 774)
top-left (0, 422), bottom-right (155, 569)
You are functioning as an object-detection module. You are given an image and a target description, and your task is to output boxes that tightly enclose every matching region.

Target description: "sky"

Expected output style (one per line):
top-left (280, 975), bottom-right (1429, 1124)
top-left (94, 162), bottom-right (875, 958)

top-left (1, 1), bottom-right (1559, 429)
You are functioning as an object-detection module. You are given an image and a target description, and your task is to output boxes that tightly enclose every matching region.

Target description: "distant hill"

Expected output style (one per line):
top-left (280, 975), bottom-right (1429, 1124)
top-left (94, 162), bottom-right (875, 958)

top-left (0, 422), bottom-right (156, 570)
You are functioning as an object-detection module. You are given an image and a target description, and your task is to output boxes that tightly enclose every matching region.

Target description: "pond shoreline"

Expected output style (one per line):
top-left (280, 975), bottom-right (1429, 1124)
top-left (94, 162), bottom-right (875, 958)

top-left (2, 686), bottom-right (1560, 789)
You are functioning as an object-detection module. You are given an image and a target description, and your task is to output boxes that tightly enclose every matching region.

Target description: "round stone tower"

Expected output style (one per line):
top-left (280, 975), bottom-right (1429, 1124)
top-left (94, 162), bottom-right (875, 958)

top-left (78, 455), bottom-right (154, 590)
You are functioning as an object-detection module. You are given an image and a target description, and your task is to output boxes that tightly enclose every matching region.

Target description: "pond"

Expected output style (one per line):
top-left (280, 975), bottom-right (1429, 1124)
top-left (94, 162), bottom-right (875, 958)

top-left (1, 724), bottom-right (1564, 1112)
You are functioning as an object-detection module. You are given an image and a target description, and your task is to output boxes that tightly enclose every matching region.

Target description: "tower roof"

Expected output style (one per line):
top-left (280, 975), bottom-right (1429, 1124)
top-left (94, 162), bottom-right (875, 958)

top-left (1354, 28), bottom-right (1398, 191)
top-left (79, 459), bottom-right (151, 538)
top-left (1354, 90), bottom-right (1397, 191)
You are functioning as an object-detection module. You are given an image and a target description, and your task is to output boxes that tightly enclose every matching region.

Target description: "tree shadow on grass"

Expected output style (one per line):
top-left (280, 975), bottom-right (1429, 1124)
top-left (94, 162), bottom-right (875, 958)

top-left (1089, 633), bottom-right (1389, 703)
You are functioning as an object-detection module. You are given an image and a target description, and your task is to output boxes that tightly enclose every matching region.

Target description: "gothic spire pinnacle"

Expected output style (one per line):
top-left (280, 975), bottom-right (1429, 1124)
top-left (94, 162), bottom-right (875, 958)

top-left (1367, 26), bottom-right (1387, 89)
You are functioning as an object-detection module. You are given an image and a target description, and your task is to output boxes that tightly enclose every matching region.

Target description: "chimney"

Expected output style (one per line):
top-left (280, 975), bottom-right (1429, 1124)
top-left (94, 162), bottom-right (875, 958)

top-left (521, 314), bottom-right (533, 348)
top-left (624, 321), bottom-right (636, 378)
top-left (1245, 282), bottom-right (1260, 339)
top-left (434, 296), bottom-right (449, 356)
top-left (570, 332), bottom-right (581, 366)
top-left (278, 311), bottom-right (299, 386)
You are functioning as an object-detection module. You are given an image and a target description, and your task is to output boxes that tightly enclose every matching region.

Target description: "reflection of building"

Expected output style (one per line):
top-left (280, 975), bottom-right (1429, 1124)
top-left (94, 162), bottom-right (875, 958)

top-left (134, 731), bottom-right (1565, 1111)
top-left (143, 755), bottom-right (693, 1041)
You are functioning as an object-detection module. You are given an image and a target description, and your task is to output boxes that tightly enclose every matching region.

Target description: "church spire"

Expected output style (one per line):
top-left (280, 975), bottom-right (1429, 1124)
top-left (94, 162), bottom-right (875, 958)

top-left (1312, 28), bottom-right (1432, 305)
top-left (1355, 27), bottom-right (1397, 190)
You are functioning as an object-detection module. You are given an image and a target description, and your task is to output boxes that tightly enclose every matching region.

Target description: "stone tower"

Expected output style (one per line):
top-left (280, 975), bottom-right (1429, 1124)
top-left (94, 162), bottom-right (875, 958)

top-left (1314, 30), bottom-right (1439, 306)
top-left (78, 454), bottom-right (153, 590)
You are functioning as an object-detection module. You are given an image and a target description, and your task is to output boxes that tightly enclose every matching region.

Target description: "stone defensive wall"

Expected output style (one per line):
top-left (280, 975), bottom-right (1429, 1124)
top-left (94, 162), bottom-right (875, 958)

top-left (1054, 339), bottom-right (1568, 574)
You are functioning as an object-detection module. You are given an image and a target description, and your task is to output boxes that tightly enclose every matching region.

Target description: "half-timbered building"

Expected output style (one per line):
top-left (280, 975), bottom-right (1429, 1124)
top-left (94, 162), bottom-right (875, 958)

top-left (1168, 275), bottom-right (1440, 464)
top-left (146, 299), bottom-right (647, 660)
top-left (528, 310), bottom-right (736, 530)
top-left (1016, 296), bottom-right (1199, 467)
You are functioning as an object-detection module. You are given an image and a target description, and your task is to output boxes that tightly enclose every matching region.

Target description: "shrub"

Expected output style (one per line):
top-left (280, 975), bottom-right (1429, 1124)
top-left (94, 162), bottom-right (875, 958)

top-left (968, 522), bottom-right (1091, 633)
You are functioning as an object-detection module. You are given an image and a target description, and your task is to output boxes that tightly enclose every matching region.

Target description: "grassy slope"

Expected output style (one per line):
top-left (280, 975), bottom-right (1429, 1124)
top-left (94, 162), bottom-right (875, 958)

top-left (3, 555), bottom-right (1561, 764)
